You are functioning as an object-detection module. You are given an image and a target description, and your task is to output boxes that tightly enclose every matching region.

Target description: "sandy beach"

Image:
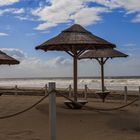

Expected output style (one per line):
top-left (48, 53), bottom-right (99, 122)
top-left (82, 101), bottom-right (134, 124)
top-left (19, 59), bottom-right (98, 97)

top-left (0, 93), bottom-right (139, 140)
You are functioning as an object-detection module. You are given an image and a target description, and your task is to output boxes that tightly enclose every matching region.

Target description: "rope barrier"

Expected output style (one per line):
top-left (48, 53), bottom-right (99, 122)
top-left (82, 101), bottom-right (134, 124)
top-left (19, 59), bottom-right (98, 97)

top-left (0, 89), bottom-right (139, 120)
top-left (0, 92), bottom-right (50, 119)
top-left (55, 90), bottom-right (139, 111)
top-left (87, 87), bottom-right (99, 98)
top-left (63, 87), bottom-right (69, 92)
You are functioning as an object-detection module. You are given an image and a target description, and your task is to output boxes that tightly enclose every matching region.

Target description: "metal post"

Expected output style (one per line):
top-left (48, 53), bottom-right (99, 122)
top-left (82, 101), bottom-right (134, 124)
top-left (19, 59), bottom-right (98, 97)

top-left (15, 85), bottom-right (18, 96)
top-left (84, 85), bottom-right (88, 99)
top-left (49, 82), bottom-right (56, 140)
top-left (69, 85), bottom-right (72, 97)
top-left (124, 86), bottom-right (127, 104)
top-left (45, 84), bottom-right (48, 96)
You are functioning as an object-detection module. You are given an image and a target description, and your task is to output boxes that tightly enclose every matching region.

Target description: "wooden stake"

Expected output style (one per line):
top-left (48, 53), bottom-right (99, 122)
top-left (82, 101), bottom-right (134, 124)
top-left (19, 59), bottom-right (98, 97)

top-left (45, 84), bottom-right (48, 96)
top-left (49, 82), bottom-right (56, 140)
top-left (84, 85), bottom-right (88, 99)
top-left (124, 86), bottom-right (128, 104)
top-left (139, 86), bottom-right (140, 98)
top-left (15, 85), bottom-right (18, 96)
top-left (69, 85), bottom-right (72, 97)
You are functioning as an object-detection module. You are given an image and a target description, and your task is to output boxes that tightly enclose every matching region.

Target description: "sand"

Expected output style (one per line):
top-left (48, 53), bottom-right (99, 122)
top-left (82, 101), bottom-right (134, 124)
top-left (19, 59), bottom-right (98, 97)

top-left (0, 95), bottom-right (140, 140)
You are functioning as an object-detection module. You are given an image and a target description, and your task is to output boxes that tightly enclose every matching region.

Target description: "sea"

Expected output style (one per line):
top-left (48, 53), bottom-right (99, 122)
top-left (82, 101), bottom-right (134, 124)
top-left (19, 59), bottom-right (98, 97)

top-left (0, 76), bottom-right (140, 91)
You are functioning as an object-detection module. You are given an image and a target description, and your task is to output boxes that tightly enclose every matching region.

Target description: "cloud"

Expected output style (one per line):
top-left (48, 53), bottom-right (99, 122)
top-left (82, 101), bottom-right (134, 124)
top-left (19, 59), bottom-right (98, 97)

top-left (31, 0), bottom-right (108, 30)
top-left (91, 0), bottom-right (140, 23)
top-left (132, 13), bottom-right (140, 23)
top-left (0, 48), bottom-right (139, 78)
top-left (0, 0), bottom-right (19, 6)
top-left (0, 54), bottom-right (73, 78)
top-left (0, 48), bottom-right (26, 60)
top-left (35, 22), bottom-right (57, 30)
top-left (15, 15), bottom-right (35, 21)
top-left (0, 32), bottom-right (8, 36)
top-left (30, 0), bottom-right (140, 30)
top-left (12, 8), bottom-right (25, 14)
top-left (70, 7), bottom-right (109, 26)
top-left (0, 8), bottom-right (25, 16)
top-left (123, 43), bottom-right (136, 47)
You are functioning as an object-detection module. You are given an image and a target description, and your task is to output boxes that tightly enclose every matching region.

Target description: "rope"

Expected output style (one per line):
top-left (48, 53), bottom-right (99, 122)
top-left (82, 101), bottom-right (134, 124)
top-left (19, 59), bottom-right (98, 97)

top-left (0, 89), bottom-right (138, 120)
top-left (87, 87), bottom-right (99, 98)
top-left (84, 98), bottom-right (139, 111)
top-left (0, 93), bottom-right (50, 119)
top-left (55, 90), bottom-right (139, 111)
top-left (55, 90), bottom-right (75, 103)
top-left (63, 87), bottom-right (69, 92)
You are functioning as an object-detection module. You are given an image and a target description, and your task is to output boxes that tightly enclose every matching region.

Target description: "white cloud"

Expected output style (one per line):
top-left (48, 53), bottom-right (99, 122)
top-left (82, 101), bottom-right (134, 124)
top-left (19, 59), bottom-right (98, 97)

top-left (91, 0), bottom-right (140, 11)
top-left (12, 8), bottom-right (25, 14)
top-left (0, 32), bottom-right (8, 36)
top-left (132, 13), bottom-right (140, 23)
top-left (0, 0), bottom-right (19, 6)
top-left (123, 43), bottom-right (136, 47)
top-left (35, 22), bottom-right (57, 30)
top-left (0, 48), bottom-right (26, 60)
top-left (0, 8), bottom-right (25, 16)
top-left (0, 48), bottom-right (139, 78)
top-left (91, 0), bottom-right (140, 22)
top-left (31, 0), bottom-right (108, 30)
top-left (70, 7), bottom-right (109, 25)
top-left (30, 0), bottom-right (140, 30)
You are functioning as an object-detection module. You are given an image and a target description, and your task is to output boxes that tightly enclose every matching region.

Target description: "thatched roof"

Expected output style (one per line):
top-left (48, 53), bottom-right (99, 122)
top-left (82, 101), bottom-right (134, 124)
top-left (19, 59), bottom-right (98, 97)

top-left (79, 49), bottom-right (128, 59)
top-left (36, 24), bottom-right (116, 51)
top-left (0, 50), bottom-right (20, 65)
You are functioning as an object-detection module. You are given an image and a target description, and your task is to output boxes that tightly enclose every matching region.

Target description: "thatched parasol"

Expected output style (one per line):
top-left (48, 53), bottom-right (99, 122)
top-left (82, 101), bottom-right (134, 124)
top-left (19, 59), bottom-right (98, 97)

top-left (79, 49), bottom-right (128, 95)
top-left (0, 50), bottom-right (20, 65)
top-left (35, 24), bottom-right (116, 101)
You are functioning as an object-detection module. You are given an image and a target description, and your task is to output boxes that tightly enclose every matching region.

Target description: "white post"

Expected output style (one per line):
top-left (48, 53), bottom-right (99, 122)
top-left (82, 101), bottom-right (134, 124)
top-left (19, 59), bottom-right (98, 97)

top-left (45, 84), bottom-right (48, 96)
top-left (84, 85), bottom-right (88, 99)
top-left (69, 85), bottom-right (72, 97)
top-left (15, 85), bottom-right (18, 96)
top-left (49, 82), bottom-right (56, 140)
top-left (124, 86), bottom-right (127, 104)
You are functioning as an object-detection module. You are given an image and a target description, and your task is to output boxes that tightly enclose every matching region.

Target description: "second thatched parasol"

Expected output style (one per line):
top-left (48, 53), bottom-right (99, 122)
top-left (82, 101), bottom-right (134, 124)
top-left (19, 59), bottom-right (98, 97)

top-left (79, 49), bottom-right (128, 101)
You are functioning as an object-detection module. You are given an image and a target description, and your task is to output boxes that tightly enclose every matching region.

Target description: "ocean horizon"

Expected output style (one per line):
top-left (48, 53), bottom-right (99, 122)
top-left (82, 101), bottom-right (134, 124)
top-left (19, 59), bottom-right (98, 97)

top-left (0, 75), bottom-right (140, 80)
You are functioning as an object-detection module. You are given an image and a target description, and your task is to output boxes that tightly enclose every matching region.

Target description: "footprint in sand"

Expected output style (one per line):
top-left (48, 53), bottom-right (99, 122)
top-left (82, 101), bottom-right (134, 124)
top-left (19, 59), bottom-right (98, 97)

top-left (1, 130), bottom-right (41, 140)
top-left (7, 130), bottom-right (33, 136)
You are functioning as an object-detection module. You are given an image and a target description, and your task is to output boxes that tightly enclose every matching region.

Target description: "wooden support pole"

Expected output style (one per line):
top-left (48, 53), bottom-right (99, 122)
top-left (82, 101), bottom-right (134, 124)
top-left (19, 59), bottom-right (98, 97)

top-left (73, 56), bottom-right (77, 101)
top-left (49, 82), bottom-right (56, 140)
top-left (124, 86), bottom-right (128, 104)
top-left (15, 85), bottom-right (18, 96)
top-left (45, 84), bottom-right (48, 96)
top-left (69, 85), bottom-right (72, 97)
top-left (84, 85), bottom-right (88, 99)
top-left (139, 86), bottom-right (140, 98)
top-left (101, 58), bottom-right (105, 92)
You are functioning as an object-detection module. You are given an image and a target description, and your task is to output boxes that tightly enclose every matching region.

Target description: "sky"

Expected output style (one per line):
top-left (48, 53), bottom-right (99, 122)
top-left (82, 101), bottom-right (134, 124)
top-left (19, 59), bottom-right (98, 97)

top-left (0, 0), bottom-right (140, 78)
